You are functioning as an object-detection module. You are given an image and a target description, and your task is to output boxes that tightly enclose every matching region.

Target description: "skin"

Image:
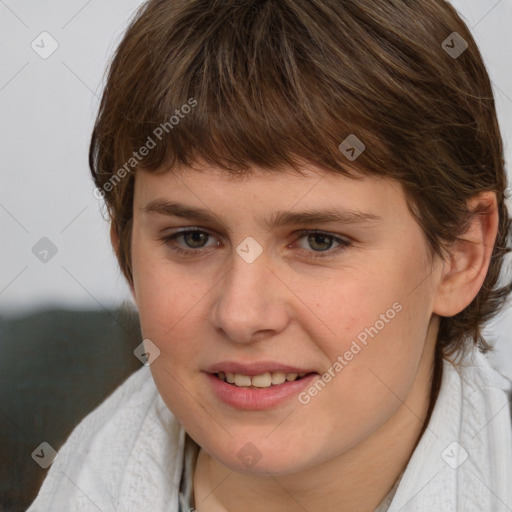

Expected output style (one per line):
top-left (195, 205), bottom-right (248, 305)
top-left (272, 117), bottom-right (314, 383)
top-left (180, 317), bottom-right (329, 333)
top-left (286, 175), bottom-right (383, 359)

top-left (112, 161), bottom-right (498, 512)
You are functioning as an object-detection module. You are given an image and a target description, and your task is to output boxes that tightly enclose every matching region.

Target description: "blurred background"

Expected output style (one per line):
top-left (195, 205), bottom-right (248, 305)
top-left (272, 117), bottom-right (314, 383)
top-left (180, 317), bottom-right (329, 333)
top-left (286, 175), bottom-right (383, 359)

top-left (1, 0), bottom-right (511, 510)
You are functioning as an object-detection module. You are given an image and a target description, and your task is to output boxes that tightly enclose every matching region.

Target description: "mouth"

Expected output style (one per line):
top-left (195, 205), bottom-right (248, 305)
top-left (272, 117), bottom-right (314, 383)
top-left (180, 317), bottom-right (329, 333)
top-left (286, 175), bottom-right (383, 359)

top-left (213, 371), bottom-right (317, 389)
top-left (206, 365), bottom-right (320, 409)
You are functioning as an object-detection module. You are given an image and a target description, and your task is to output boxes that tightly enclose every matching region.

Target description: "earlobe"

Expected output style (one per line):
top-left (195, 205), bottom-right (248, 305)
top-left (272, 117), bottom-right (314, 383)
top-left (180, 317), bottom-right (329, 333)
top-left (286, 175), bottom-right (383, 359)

top-left (433, 192), bottom-right (499, 317)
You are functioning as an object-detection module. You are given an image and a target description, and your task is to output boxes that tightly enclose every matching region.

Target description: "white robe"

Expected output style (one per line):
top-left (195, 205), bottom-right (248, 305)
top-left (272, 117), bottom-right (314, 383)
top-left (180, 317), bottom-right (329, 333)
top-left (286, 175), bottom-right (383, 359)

top-left (27, 348), bottom-right (512, 511)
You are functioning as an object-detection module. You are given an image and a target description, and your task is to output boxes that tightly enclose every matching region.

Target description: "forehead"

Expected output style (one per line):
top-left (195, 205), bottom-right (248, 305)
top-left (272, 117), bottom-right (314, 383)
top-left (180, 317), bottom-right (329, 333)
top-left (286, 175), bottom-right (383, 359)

top-left (136, 162), bottom-right (402, 202)
top-left (132, 162), bottom-right (410, 230)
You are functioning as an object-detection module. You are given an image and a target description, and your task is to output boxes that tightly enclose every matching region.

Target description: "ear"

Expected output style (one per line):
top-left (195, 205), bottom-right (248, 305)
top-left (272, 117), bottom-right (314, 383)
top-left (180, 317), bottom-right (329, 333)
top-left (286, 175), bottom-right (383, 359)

top-left (110, 223), bottom-right (137, 301)
top-left (433, 191), bottom-right (499, 317)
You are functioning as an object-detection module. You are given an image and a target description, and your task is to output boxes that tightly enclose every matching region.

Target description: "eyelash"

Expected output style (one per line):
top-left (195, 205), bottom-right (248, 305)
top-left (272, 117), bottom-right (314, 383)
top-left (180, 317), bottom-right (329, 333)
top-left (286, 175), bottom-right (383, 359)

top-left (159, 228), bottom-right (351, 259)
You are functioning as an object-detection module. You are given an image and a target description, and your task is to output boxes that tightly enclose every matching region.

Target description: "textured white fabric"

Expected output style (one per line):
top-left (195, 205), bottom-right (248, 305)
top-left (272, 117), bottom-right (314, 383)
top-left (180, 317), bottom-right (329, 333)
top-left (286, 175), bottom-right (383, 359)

top-left (27, 350), bottom-right (512, 511)
top-left (387, 349), bottom-right (512, 512)
top-left (26, 367), bottom-right (186, 512)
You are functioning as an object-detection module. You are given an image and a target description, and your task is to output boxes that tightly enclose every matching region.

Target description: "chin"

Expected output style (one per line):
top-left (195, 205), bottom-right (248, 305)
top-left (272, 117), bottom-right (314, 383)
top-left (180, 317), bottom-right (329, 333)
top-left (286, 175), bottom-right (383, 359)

top-left (206, 436), bottom-right (320, 476)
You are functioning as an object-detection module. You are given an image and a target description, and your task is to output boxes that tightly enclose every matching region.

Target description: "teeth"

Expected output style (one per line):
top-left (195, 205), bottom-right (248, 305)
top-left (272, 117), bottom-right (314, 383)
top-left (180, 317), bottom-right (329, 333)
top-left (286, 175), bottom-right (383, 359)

top-left (252, 372), bottom-right (272, 388)
top-left (234, 374), bottom-right (252, 387)
top-left (217, 371), bottom-right (308, 388)
top-left (271, 371), bottom-right (286, 385)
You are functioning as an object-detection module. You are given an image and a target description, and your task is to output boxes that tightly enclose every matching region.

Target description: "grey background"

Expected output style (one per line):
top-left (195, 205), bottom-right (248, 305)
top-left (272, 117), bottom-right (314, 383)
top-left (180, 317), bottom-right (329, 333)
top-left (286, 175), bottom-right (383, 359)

top-left (1, 0), bottom-right (511, 373)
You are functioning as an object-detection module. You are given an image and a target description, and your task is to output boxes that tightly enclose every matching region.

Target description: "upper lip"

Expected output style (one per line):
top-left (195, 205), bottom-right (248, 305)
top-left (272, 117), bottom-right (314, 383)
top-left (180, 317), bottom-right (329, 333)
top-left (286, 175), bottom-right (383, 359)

top-left (205, 361), bottom-right (316, 376)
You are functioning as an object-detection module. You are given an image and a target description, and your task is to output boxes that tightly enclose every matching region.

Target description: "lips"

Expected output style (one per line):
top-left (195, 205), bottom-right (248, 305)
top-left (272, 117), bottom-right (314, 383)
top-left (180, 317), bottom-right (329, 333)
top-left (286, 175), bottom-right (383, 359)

top-left (204, 360), bottom-right (320, 408)
top-left (206, 362), bottom-right (317, 389)
top-left (206, 371), bottom-right (319, 409)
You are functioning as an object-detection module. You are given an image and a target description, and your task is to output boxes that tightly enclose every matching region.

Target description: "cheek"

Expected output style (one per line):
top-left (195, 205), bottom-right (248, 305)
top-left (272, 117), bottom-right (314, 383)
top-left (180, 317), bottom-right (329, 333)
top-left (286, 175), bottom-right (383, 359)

top-left (291, 298), bottom-right (427, 456)
top-left (298, 267), bottom-right (406, 355)
top-left (136, 276), bottom-right (209, 357)
top-left (311, 259), bottom-right (432, 401)
top-left (131, 254), bottom-right (211, 416)
top-left (131, 238), bottom-right (208, 349)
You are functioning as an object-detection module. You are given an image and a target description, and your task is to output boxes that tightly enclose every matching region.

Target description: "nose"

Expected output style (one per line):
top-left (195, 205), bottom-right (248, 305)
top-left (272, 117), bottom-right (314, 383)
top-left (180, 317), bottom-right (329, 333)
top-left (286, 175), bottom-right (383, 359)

top-left (210, 248), bottom-right (291, 344)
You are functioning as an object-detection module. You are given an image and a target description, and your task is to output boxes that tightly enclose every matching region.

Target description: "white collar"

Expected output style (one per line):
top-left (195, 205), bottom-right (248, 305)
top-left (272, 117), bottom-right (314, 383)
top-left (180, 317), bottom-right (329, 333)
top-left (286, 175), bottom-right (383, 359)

top-left (388, 349), bottom-right (512, 511)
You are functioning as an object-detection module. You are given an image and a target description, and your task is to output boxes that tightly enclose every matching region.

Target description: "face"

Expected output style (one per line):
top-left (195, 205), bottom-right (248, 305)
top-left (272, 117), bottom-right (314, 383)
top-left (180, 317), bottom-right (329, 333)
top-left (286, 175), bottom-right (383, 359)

top-left (129, 162), bottom-right (443, 475)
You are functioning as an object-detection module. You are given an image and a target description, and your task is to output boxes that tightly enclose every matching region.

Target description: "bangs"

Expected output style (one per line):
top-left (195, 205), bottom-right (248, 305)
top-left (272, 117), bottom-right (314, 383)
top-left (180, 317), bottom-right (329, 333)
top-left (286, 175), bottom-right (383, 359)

top-left (90, 0), bottom-right (426, 182)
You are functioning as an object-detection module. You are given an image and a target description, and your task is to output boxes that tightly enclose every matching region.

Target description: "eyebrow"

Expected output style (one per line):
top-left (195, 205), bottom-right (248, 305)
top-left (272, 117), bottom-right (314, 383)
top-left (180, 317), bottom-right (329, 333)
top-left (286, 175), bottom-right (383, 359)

top-left (142, 199), bottom-right (381, 229)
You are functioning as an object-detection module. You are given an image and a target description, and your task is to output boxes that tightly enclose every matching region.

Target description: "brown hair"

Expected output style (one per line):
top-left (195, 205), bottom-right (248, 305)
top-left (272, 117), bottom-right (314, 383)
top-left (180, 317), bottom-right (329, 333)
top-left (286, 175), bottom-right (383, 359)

top-left (89, 0), bottom-right (511, 358)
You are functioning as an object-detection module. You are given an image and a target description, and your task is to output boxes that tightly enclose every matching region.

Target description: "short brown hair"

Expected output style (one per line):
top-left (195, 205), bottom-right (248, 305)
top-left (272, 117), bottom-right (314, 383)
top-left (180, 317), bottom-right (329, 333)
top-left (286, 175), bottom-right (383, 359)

top-left (89, 0), bottom-right (511, 357)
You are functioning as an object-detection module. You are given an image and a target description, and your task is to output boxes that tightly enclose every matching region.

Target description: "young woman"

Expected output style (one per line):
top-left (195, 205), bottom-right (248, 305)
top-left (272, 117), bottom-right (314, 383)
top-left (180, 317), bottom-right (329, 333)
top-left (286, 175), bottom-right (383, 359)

top-left (28, 1), bottom-right (512, 510)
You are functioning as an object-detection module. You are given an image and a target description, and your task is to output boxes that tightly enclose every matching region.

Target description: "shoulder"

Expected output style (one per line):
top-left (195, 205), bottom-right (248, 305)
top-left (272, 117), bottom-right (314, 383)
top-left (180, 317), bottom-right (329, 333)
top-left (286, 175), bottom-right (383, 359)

top-left (441, 348), bottom-right (512, 427)
top-left (451, 348), bottom-right (512, 403)
top-left (66, 365), bottom-right (160, 448)
top-left (27, 367), bottom-right (183, 511)
top-left (387, 348), bottom-right (512, 511)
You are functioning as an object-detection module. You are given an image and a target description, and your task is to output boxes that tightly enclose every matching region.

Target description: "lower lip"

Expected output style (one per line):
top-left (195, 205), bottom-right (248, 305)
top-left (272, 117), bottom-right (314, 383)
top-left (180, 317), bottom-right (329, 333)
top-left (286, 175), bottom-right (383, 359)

top-left (205, 372), bottom-right (319, 410)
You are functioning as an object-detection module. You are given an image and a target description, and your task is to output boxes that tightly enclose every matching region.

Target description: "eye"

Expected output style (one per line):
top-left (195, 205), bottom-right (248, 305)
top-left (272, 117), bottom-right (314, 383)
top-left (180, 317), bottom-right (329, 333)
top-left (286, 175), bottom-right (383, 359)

top-left (160, 228), bottom-right (218, 255)
top-left (160, 228), bottom-right (351, 259)
top-left (292, 230), bottom-right (351, 258)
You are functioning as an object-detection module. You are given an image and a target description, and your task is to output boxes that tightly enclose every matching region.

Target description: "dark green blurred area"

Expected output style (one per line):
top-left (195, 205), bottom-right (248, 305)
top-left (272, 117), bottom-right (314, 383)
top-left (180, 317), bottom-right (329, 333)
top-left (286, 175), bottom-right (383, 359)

top-left (0, 307), bottom-right (143, 511)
